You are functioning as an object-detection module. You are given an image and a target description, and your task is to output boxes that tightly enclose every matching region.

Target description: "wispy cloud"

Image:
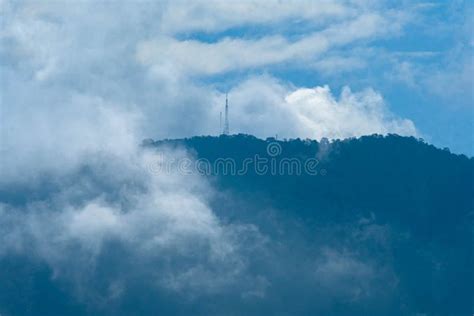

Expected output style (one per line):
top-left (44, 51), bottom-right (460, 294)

top-left (137, 13), bottom-right (404, 77)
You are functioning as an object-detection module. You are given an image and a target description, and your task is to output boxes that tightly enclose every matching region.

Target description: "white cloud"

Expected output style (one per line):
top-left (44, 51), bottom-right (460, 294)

top-left (137, 13), bottom-right (403, 77)
top-left (0, 0), bottom-right (417, 144)
top-left (157, 0), bottom-right (352, 34)
top-left (0, 74), bottom-right (262, 296)
top-left (216, 76), bottom-right (417, 139)
top-left (386, 49), bottom-right (474, 105)
top-left (0, 143), bottom-right (264, 300)
top-left (0, 90), bottom-right (141, 185)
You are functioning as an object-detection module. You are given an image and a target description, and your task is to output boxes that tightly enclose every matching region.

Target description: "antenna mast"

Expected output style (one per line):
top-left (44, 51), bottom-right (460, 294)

top-left (223, 93), bottom-right (230, 135)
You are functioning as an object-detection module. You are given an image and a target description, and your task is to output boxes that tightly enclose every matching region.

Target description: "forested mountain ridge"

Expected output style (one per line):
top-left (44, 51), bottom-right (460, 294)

top-left (149, 134), bottom-right (472, 231)
top-left (147, 134), bottom-right (473, 315)
top-left (0, 134), bottom-right (472, 316)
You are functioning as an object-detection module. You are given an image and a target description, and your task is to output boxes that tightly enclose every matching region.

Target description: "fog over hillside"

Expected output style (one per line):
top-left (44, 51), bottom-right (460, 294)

top-left (1, 135), bottom-right (472, 316)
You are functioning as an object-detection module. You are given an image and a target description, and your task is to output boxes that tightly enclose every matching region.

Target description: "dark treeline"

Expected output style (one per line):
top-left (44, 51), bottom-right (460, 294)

top-left (150, 134), bottom-right (473, 315)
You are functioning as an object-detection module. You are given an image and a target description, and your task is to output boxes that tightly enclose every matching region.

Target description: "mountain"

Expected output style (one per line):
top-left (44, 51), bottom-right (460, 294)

top-left (149, 134), bottom-right (473, 315)
top-left (0, 134), bottom-right (472, 316)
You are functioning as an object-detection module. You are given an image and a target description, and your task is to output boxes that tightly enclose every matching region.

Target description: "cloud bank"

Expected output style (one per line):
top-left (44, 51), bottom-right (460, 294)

top-left (222, 77), bottom-right (417, 139)
top-left (0, 0), bottom-right (417, 142)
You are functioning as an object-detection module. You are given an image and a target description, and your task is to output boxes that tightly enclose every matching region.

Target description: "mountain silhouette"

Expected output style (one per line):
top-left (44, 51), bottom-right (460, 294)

top-left (1, 134), bottom-right (472, 316)
top-left (149, 134), bottom-right (473, 315)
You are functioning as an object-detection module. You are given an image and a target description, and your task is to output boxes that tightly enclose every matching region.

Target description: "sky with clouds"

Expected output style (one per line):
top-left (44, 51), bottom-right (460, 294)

top-left (0, 1), bottom-right (473, 313)
top-left (1, 0), bottom-right (472, 156)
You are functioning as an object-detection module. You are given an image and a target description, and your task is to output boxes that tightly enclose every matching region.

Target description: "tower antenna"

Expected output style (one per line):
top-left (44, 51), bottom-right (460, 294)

top-left (223, 93), bottom-right (230, 135)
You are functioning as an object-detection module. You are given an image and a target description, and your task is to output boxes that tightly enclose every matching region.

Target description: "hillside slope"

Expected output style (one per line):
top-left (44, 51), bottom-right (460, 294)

top-left (0, 134), bottom-right (472, 316)
top-left (151, 134), bottom-right (473, 315)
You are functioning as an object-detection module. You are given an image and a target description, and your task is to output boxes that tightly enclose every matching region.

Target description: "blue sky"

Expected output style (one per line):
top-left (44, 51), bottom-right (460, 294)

top-left (1, 0), bottom-right (473, 155)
